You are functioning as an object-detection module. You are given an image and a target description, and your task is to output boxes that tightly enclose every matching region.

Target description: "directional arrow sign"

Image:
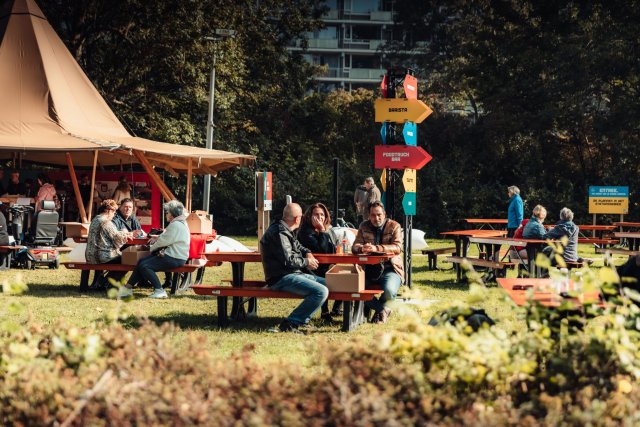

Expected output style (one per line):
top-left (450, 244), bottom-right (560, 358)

top-left (403, 191), bottom-right (417, 216)
top-left (402, 122), bottom-right (417, 146)
top-left (375, 145), bottom-right (433, 170)
top-left (380, 169), bottom-right (387, 192)
top-left (403, 74), bottom-right (418, 99)
top-left (402, 169), bottom-right (416, 192)
top-left (380, 75), bottom-right (388, 98)
top-left (375, 98), bottom-right (432, 123)
top-left (380, 123), bottom-right (387, 144)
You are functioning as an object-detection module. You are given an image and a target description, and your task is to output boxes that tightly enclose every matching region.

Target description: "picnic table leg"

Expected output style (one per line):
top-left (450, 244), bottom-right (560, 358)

top-left (342, 300), bottom-right (354, 332)
top-left (79, 270), bottom-right (90, 292)
top-left (454, 237), bottom-right (462, 282)
top-left (217, 296), bottom-right (229, 327)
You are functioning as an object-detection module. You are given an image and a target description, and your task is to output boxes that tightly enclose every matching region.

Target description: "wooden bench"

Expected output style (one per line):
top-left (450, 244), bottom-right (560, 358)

top-left (578, 238), bottom-right (619, 246)
top-left (192, 283), bottom-right (384, 332)
top-left (63, 262), bottom-right (201, 294)
top-left (421, 247), bottom-right (456, 270)
top-left (446, 256), bottom-right (517, 281)
top-left (595, 248), bottom-right (640, 257)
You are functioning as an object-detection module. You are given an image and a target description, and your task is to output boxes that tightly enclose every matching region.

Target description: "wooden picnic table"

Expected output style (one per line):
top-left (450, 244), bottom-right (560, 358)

top-left (201, 251), bottom-right (395, 330)
top-left (613, 232), bottom-right (640, 251)
top-left (468, 236), bottom-right (548, 279)
top-left (497, 278), bottom-right (602, 308)
top-left (613, 222), bottom-right (640, 229)
top-left (441, 229), bottom-right (507, 281)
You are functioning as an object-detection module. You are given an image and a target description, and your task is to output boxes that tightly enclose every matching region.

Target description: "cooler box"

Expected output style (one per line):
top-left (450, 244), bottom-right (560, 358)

top-left (325, 265), bottom-right (365, 293)
top-left (121, 245), bottom-right (151, 265)
top-left (186, 210), bottom-right (213, 234)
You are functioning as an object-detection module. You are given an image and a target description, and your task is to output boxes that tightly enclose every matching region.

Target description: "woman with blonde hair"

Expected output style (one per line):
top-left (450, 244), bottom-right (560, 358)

top-left (523, 204), bottom-right (547, 240)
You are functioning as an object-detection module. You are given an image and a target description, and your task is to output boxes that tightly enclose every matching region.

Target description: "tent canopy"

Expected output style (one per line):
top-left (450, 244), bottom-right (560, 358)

top-left (0, 0), bottom-right (255, 174)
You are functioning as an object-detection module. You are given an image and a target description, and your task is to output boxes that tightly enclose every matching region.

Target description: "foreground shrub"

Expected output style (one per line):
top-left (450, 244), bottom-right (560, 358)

top-left (2, 267), bottom-right (640, 425)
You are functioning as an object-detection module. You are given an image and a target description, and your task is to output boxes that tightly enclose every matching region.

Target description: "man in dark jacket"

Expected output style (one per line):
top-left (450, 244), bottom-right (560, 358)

top-left (260, 203), bottom-right (328, 333)
top-left (112, 198), bottom-right (142, 233)
top-left (352, 201), bottom-right (404, 324)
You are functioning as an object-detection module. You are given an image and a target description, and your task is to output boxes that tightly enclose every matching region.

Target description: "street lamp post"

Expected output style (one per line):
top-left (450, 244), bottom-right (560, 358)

top-left (202, 29), bottom-right (236, 213)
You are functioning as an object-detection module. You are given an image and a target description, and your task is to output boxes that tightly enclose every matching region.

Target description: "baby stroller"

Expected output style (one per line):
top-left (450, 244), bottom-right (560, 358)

top-left (13, 200), bottom-right (61, 269)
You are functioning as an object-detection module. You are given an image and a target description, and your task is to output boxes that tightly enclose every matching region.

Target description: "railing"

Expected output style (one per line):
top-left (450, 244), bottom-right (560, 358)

top-left (308, 38), bottom-right (339, 49)
top-left (370, 11), bottom-right (392, 21)
top-left (322, 9), bottom-right (339, 19)
top-left (349, 68), bottom-right (384, 79)
top-left (342, 39), bottom-right (372, 49)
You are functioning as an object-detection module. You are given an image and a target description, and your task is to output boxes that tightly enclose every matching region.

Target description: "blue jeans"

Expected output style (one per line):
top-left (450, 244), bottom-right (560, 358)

top-left (270, 273), bottom-right (328, 326)
top-left (127, 254), bottom-right (186, 290)
top-left (365, 268), bottom-right (402, 313)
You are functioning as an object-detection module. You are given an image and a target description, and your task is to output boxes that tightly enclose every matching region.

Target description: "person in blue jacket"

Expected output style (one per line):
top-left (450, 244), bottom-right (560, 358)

top-left (522, 205), bottom-right (547, 239)
top-left (543, 207), bottom-right (581, 264)
top-left (507, 186), bottom-right (524, 237)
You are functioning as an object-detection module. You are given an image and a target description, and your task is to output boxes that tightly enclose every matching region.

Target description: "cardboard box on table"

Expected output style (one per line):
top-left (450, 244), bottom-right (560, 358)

top-left (186, 210), bottom-right (213, 234)
top-left (121, 245), bottom-right (151, 265)
top-left (64, 222), bottom-right (89, 238)
top-left (325, 265), bottom-right (365, 293)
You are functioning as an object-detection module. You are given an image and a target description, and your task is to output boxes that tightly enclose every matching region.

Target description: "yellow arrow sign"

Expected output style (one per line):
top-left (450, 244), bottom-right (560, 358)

top-left (380, 169), bottom-right (387, 192)
top-left (402, 169), bottom-right (416, 192)
top-left (374, 98), bottom-right (433, 123)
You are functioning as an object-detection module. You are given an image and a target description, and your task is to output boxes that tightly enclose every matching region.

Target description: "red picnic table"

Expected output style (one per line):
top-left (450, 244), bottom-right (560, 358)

top-left (497, 278), bottom-right (602, 308)
top-left (440, 229), bottom-right (507, 281)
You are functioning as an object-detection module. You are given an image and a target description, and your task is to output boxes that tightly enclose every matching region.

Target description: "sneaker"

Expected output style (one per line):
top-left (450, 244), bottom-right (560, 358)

top-left (320, 312), bottom-right (334, 324)
top-left (277, 320), bottom-right (303, 334)
top-left (118, 286), bottom-right (133, 299)
top-left (149, 289), bottom-right (168, 299)
top-left (376, 308), bottom-right (392, 325)
top-left (370, 311), bottom-right (381, 323)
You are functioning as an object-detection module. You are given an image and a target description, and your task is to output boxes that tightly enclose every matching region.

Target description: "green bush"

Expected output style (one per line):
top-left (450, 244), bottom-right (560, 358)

top-left (2, 267), bottom-right (640, 425)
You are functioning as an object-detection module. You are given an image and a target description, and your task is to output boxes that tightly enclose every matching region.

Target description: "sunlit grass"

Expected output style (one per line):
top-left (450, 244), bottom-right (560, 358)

top-left (0, 238), bottom-right (626, 368)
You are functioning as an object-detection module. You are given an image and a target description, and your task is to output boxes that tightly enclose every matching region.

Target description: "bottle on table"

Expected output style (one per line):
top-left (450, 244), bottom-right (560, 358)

top-left (342, 239), bottom-right (349, 254)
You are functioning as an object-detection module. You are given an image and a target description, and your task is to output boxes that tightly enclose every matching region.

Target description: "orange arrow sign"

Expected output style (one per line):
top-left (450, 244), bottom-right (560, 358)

top-left (374, 98), bottom-right (433, 123)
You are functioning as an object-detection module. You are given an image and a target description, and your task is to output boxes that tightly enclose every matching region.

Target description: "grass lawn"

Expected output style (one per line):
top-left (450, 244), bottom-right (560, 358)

top-left (0, 238), bottom-right (627, 369)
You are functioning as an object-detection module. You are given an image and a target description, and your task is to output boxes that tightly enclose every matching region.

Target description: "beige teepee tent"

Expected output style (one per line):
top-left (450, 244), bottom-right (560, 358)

top-left (0, 0), bottom-right (255, 217)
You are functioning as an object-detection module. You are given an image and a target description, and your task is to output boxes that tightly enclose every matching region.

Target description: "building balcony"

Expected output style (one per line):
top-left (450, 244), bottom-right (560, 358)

top-left (347, 68), bottom-right (384, 79)
top-left (308, 38), bottom-right (339, 49)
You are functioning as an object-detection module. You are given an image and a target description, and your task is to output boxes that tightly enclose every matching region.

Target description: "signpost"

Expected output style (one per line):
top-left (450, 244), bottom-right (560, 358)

top-left (373, 70), bottom-right (433, 288)
top-left (374, 145), bottom-right (433, 170)
top-left (255, 171), bottom-right (272, 241)
top-left (374, 98), bottom-right (433, 123)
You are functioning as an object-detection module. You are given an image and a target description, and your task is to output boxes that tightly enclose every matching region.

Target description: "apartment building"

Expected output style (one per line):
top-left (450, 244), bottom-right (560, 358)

top-left (290, 0), bottom-right (399, 92)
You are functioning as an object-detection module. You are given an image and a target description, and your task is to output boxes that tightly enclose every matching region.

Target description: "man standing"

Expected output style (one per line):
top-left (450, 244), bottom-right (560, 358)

top-left (260, 203), bottom-right (328, 333)
top-left (112, 198), bottom-right (142, 234)
top-left (352, 201), bottom-right (403, 324)
top-left (363, 177), bottom-right (381, 219)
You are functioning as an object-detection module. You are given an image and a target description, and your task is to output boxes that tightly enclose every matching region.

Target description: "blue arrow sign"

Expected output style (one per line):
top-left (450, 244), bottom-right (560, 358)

top-left (402, 191), bottom-right (416, 216)
top-left (381, 192), bottom-right (386, 209)
top-left (402, 122), bottom-right (417, 146)
top-left (380, 123), bottom-right (388, 145)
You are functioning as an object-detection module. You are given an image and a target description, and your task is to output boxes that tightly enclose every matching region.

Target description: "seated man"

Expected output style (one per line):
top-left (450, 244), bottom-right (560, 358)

top-left (6, 170), bottom-right (26, 195)
top-left (351, 201), bottom-right (403, 324)
top-left (260, 203), bottom-right (328, 333)
top-left (112, 198), bottom-right (142, 235)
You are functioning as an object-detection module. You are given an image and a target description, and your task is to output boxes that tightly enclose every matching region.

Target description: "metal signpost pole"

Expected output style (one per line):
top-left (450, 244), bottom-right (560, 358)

top-left (202, 29), bottom-right (236, 213)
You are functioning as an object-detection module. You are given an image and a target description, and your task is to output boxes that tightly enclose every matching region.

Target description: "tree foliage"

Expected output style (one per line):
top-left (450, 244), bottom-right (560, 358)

top-left (36, 0), bottom-right (640, 234)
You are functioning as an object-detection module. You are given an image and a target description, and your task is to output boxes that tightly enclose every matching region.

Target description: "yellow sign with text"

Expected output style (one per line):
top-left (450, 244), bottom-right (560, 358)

top-left (588, 197), bottom-right (628, 214)
top-left (374, 98), bottom-right (433, 123)
top-left (402, 169), bottom-right (416, 192)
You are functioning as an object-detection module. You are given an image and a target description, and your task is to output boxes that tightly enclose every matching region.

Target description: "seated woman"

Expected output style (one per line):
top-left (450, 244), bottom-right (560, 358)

top-left (522, 205), bottom-right (547, 240)
top-left (297, 203), bottom-right (341, 321)
top-left (543, 207), bottom-right (581, 264)
top-left (85, 200), bottom-right (133, 287)
top-left (119, 200), bottom-right (190, 299)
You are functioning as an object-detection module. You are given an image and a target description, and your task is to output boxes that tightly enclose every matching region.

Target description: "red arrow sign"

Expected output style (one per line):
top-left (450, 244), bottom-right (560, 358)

top-left (375, 145), bottom-right (432, 170)
top-left (403, 74), bottom-right (417, 99)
